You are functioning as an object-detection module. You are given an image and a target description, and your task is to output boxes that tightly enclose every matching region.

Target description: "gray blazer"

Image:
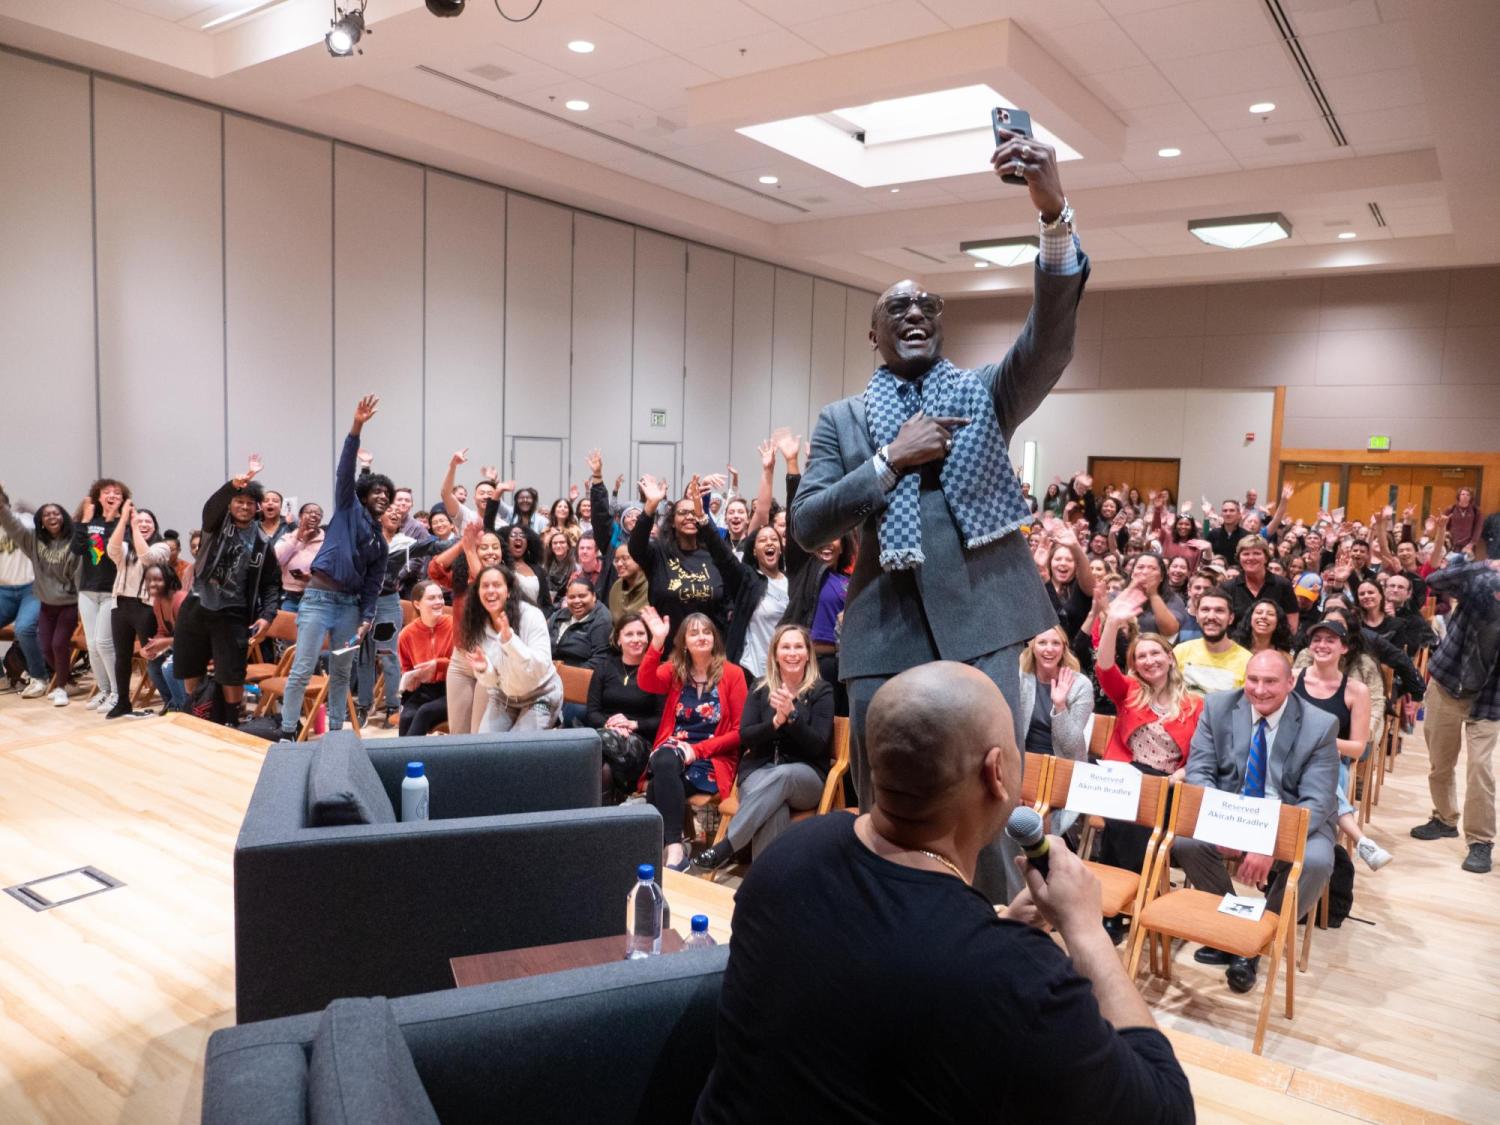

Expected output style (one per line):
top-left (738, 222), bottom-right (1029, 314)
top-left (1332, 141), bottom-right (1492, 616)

top-left (1185, 691), bottom-right (1340, 846)
top-left (790, 259), bottom-right (1090, 681)
top-left (1017, 670), bottom-right (1093, 763)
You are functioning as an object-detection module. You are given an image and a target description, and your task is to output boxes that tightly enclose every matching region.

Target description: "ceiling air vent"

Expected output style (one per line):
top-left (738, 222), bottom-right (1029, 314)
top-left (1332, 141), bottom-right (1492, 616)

top-left (1263, 133), bottom-right (1304, 146)
top-left (467, 64), bottom-right (513, 82)
top-left (1368, 201), bottom-right (1387, 227)
top-left (801, 196), bottom-right (831, 205)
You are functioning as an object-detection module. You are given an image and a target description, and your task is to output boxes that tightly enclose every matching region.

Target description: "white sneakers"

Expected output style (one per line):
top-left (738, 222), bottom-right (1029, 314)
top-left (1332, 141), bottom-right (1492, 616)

top-left (100, 692), bottom-right (118, 715)
top-left (85, 690), bottom-right (107, 711)
top-left (20, 679), bottom-right (47, 699)
top-left (50, 688), bottom-right (69, 707)
top-left (1356, 837), bottom-right (1392, 871)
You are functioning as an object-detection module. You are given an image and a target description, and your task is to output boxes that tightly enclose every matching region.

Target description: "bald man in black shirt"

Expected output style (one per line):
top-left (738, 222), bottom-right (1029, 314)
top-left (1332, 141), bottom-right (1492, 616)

top-left (693, 663), bottom-right (1193, 1124)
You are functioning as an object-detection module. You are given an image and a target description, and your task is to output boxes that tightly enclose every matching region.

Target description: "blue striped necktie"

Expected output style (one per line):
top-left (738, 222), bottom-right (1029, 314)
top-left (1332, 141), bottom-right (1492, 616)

top-left (1243, 718), bottom-right (1268, 798)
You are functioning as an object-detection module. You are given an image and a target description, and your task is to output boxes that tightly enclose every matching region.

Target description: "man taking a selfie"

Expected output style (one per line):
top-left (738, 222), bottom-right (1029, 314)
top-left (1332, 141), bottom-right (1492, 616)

top-left (792, 121), bottom-right (1088, 903)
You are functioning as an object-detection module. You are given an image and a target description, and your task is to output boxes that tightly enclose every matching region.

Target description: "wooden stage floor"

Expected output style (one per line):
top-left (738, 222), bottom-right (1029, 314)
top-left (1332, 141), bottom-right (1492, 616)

top-left (0, 692), bottom-right (1495, 1123)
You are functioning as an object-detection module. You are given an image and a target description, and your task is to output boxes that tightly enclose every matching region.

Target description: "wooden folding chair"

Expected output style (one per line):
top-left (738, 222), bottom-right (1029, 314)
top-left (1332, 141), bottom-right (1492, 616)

top-left (1372, 666), bottom-right (1397, 803)
top-left (554, 661), bottom-right (594, 707)
top-left (244, 610), bottom-right (299, 686)
top-left (254, 641), bottom-right (360, 743)
top-left (1087, 714), bottom-right (1116, 761)
top-left (1039, 758), bottom-right (1170, 931)
top-left (1126, 783), bottom-right (1310, 1054)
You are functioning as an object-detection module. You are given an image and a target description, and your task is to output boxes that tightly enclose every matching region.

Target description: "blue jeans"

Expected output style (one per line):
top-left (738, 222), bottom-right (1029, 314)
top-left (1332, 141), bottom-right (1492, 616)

top-left (357, 593), bottom-right (402, 713)
top-left (148, 653), bottom-right (188, 711)
top-left (0, 582), bottom-right (46, 680)
top-left (281, 588), bottom-right (361, 733)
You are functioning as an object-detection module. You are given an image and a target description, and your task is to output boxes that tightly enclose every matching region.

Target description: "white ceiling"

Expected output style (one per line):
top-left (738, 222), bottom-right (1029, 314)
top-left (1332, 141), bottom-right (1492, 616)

top-left (3, 0), bottom-right (1497, 295)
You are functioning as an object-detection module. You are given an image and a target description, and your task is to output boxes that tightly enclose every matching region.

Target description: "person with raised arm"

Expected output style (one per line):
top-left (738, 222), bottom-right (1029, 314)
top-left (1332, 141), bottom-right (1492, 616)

top-left (173, 453), bottom-right (282, 726)
top-left (276, 395), bottom-right (391, 739)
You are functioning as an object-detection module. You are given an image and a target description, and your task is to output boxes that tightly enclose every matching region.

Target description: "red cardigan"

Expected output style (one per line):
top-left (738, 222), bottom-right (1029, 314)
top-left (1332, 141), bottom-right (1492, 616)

top-left (1097, 663), bottom-right (1202, 770)
top-left (638, 645), bottom-right (747, 796)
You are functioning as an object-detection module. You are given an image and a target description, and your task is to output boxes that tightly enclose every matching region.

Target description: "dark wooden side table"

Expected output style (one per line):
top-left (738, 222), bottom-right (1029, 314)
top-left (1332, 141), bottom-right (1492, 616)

top-left (451, 929), bottom-right (687, 988)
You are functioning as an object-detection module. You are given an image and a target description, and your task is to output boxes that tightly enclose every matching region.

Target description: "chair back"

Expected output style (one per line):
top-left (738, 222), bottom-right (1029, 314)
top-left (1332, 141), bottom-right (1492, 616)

top-left (1020, 752), bottom-right (1052, 809)
top-left (555, 662), bottom-right (593, 706)
top-left (1165, 782), bottom-right (1309, 866)
top-left (400, 599), bottom-right (416, 628)
top-left (816, 716), bottom-right (853, 814)
top-left (1044, 757), bottom-right (1170, 831)
top-left (266, 609), bottom-right (299, 643)
top-left (1088, 714), bottom-right (1116, 760)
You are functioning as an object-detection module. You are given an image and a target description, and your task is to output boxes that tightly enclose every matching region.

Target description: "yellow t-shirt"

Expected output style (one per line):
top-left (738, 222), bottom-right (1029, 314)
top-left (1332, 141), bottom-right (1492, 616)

top-left (1174, 639), bottom-right (1251, 695)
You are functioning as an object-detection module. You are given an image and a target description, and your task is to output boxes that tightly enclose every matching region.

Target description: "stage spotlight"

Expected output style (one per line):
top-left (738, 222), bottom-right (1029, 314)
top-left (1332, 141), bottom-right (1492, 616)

top-left (427, 0), bottom-right (465, 15)
top-left (326, 2), bottom-right (368, 57)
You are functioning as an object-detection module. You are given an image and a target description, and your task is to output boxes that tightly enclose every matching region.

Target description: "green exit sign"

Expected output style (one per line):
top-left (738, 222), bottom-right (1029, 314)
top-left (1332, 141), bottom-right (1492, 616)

top-left (1367, 435), bottom-right (1391, 451)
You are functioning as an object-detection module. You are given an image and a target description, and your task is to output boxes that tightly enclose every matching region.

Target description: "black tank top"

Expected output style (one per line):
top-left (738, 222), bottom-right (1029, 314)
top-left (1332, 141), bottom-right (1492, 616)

top-left (1294, 669), bottom-right (1351, 740)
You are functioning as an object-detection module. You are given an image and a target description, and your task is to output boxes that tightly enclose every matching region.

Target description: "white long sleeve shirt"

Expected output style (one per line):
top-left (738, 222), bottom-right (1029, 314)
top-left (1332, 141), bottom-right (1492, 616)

top-left (472, 602), bottom-right (558, 700)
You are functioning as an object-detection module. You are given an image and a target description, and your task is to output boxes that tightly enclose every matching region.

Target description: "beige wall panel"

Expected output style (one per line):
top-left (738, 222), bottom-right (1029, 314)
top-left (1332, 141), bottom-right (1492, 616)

top-left (1318, 270), bottom-right (1449, 331)
top-left (730, 258), bottom-right (774, 472)
top-left (682, 246), bottom-right (735, 491)
top-left (1202, 333), bottom-right (1319, 388)
top-left (570, 214), bottom-right (634, 491)
top-left (425, 172), bottom-right (506, 501)
top-left (95, 79), bottom-right (223, 535)
top-left (768, 270), bottom-right (812, 494)
top-left (504, 195), bottom-right (572, 442)
top-left (333, 146), bottom-right (424, 493)
top-left (1099, 335), bottom-right (1205, 388)
top-left (224, 116), bottom-right (332, 511)
top-left (631, 231), bottom-right (687, 453)
top-left (1314, 327), bottom-right (1444, 386)
top-left (1103, 285), bottom-right (1206, 339)
top-left (808, 280), bottom-right (847, 443)
top-left (0, 53), bottom-right (96, 507)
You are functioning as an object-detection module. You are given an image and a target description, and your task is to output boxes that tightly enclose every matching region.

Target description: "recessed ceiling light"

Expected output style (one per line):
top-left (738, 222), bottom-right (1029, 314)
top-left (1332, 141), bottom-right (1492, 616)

top-left (1249, 101), bottom-right (1276, 114)
top-left (567, 40), bottom-right (595, 53)
top-left (1337, 231), bottom-right (1357, 240)
top-left (973, 261), bottom-right (989, 268)
top-left (564, 99), bottom-right (590, 112)
top-left (1157, 147), bottom-right (1182, 158)
top-left (890, 187), bottom-right (900, 193)
top-left (960, 236), bottom-right (1040, 268)
top-left (1188, 212), bottom-right (1292, 249)
top-left (758, 175), bottom-right (779, 185)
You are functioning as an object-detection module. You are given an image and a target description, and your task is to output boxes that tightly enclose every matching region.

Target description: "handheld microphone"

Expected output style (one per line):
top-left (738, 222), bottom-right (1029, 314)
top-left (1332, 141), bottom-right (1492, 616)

top-left (1006, 807), bottom-right (1050, 879)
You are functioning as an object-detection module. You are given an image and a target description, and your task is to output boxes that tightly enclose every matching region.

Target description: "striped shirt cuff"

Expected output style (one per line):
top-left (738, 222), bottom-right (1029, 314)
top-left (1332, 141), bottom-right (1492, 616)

top-left (1038, 226), bottom-right (1081, 276)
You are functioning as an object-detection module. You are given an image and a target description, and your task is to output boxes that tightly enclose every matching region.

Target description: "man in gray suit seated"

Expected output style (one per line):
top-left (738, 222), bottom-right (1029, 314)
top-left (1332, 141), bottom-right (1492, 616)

top-left (791, 127), bottom-right (1088, 904)
top-left (1174, 650), bottom-right (1339, 994)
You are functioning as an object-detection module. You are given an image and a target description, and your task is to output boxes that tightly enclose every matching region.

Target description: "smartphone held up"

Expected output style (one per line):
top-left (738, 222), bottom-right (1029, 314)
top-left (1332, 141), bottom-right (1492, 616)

top-left (991, 106), bottom-right (1033, 186)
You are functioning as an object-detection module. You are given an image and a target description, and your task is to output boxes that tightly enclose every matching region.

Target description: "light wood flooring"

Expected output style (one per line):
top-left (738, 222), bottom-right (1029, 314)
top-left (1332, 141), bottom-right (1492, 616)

top-left (0, 684), bottom-right (1496, 1123)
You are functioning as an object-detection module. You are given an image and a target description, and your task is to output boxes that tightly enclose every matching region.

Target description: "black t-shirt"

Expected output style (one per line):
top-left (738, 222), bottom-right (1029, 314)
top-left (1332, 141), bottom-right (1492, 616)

top-left (693, 815), bottom-right (1194, 1125)
top-left (1047, 580), bottom-right (1090, 641)
top-left (1224, 571), bottom-right (1299, 626)
top-left (584, 652), bottom-right (662, 743)
top-left (1206, 524), bottom-right (1247, 561)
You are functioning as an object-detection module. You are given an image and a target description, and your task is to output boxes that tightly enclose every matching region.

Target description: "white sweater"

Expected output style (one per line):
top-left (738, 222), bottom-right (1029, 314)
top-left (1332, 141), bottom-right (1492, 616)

top-left (472, 602), bottom-right (558, 701)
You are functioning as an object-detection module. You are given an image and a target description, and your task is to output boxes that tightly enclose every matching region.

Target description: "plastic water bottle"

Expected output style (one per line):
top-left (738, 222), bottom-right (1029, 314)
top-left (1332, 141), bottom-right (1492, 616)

top-left (401, 761), bottom-right (430, 821)
top-left (683, 915), bottom-right (716, 950)
top-left (626, 864), bottom-right (664, 960)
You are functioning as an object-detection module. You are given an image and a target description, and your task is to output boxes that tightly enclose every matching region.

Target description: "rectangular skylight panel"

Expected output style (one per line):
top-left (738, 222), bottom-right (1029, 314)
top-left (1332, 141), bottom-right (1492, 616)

top-left (739, 84), bottom-right (1081, 188)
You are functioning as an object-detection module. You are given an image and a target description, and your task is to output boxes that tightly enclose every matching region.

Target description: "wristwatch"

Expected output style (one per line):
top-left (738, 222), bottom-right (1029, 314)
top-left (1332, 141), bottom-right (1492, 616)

top-left (1039, 197), bottom-right (1074, 234)
top-left (872, 445), bottom-right (899, 490)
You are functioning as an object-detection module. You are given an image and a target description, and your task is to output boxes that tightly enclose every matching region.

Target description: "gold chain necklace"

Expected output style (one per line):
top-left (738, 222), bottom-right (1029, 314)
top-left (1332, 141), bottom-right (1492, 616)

top-left (912, 848), bottom-right (969, 885)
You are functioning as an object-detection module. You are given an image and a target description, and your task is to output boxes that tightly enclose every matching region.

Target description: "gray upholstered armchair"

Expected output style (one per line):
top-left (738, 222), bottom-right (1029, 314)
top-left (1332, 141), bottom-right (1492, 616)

top-left (233, 729), bottom-right (663, 1023)
top-left (204, 949), bottom-right (729, 1125)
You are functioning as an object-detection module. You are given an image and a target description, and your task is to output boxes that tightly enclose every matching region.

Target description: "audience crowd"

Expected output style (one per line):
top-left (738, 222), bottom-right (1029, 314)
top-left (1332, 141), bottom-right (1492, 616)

top-left (2, 408), bottom-right (1496, 924)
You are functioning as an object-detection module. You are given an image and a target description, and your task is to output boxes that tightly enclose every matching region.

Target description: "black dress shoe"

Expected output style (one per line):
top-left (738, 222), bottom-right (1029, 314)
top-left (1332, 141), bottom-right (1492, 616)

top-left (1193, 946), bottom-right (1234, 965)
top-left (1227, 955), bottom-right (1260, 994)
top-left (691, 841), bottom-right (736, 871)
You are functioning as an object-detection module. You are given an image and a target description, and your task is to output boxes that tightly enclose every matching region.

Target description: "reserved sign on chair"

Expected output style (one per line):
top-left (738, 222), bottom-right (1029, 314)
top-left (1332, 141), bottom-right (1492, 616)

top-left (1064, 760), bottom-right (1143, 821)
top-left (1196, 790), bottom-right (1280, 856)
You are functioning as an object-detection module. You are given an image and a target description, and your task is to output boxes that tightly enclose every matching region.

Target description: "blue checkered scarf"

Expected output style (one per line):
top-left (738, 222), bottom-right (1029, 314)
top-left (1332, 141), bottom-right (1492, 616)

top-left (864, 358), bottom-right (1031, 570)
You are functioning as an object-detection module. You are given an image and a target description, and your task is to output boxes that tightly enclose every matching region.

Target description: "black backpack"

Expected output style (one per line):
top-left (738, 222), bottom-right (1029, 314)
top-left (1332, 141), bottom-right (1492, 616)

top-left (1326, 844), bottom-right (1355, 927)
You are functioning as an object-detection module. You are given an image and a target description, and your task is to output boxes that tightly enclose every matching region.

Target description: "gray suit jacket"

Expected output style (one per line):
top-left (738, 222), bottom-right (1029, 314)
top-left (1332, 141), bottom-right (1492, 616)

top-left (1185, 691), bottom-right (1340, 846)
top-left (790, 258), bottom-right (1089, 680)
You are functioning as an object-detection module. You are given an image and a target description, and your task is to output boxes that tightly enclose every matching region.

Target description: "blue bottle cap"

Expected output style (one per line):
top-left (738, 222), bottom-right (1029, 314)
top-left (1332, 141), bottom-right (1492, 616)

top-left (691, 915), bottom-right (709, 933)
top-left (637, 863), bottom-right (655, 880)
top-left (406, 762), bottom-right (424, 778)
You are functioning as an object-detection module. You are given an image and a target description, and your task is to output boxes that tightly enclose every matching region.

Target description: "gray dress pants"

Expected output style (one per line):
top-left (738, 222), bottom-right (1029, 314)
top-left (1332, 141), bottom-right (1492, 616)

top-left (725, 762), bottom-right (825, 858)
top-left (847, 641), bottom-right (1026, 906)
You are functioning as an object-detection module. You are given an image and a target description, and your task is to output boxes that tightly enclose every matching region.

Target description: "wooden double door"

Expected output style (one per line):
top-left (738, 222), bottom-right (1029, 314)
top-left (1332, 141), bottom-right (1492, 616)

top-left (1088, 457), bottom-right (1181, 503)
top-left (1280, 462), bottom-right (1480, 525)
